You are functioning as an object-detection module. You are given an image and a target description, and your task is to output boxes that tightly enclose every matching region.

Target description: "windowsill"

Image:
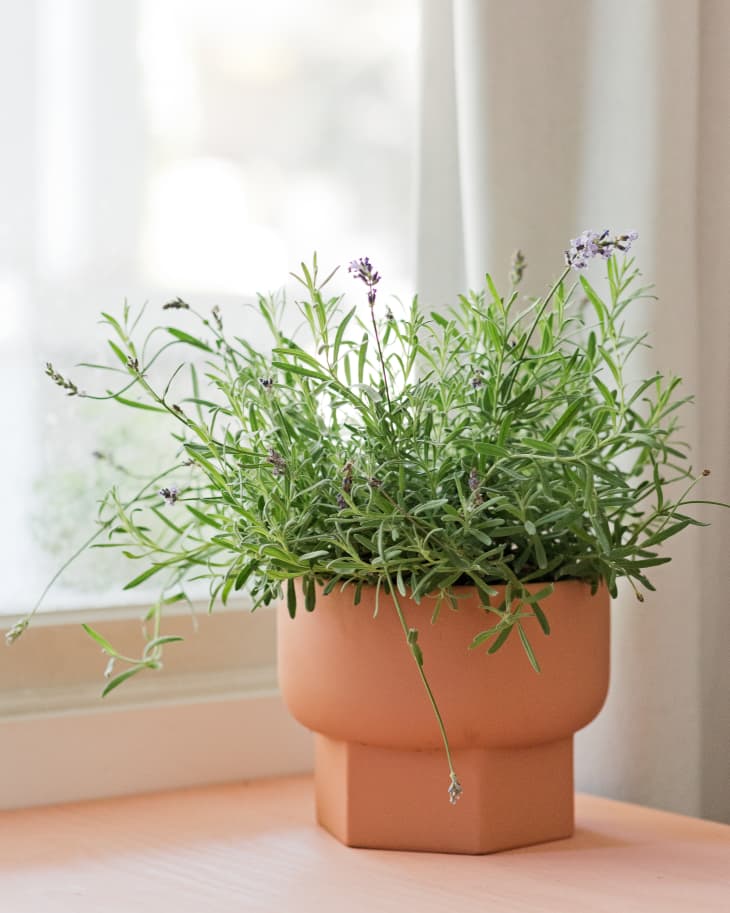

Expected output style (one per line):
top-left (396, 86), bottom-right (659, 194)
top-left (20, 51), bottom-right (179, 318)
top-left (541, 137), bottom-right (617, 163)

top-left (1, 602), bottom-right (315, 810)
top-left (2, 777), bottom-right (729, 912)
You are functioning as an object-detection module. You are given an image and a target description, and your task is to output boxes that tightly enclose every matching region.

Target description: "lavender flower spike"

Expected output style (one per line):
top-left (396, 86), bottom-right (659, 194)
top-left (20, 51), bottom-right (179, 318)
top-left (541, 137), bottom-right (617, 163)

top-left (565, 230), bottom-right (639, 271)
top-left (348, 257), bottom-right (381, 306)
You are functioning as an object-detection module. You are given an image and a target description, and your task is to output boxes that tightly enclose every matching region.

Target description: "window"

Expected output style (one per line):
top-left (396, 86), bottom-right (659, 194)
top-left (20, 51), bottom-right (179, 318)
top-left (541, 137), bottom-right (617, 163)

top-left (0, 0), bottom-right (419, 808)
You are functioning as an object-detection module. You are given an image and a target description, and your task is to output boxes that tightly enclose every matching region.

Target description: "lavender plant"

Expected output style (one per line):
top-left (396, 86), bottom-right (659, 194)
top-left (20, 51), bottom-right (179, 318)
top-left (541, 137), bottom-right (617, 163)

top-left (9, 232), bottom-right (724, 803)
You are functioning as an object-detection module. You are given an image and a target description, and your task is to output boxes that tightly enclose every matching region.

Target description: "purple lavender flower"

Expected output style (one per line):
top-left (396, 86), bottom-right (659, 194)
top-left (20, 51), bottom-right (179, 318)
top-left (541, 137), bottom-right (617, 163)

top-left (615, 230), bottom-right (639, 252)
top-left (266, 449), bottom-right (287, 477)
top-left (336, 461), bottom-right (354, 510)
top-left (159, 485), bottom-right (179, 506)
top-left (565, 230), bottom-right (639, 271)
top-left (468, 468), bottom-right (484, 505)
top-left (348, 257), bottom-right (381, 306)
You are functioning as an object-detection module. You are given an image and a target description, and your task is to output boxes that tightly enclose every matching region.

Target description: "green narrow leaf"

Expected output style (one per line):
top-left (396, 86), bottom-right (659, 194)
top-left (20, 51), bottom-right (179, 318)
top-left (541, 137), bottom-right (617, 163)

top-left (270, 360), bottom-right (326, 382)
top-left (107, 340), bottom-right (129, 366)
top-left (144, 635), bottom-right (185, 653)
top-left (234, 560), bottom-right (257, 591)
top-left (220, 571), bottom-right (236, 605)
top-left (579, 276), bottom-right (607, 330)
top-left (357, 333), bottom-right (368, 383)
top-left (102, 664), bottom-right (146, 697)
top-left (544, 399), bottom-right (584, 442)
top-left (100, 311), bottom-right (126, 340)
top-left (517, 623), bottom-right (541, 673)
top-left (332, 306), bottom-right (357, 361)
top-left (593, 375), bottom-right (615, 407)
top-left (166, 327), bottom-right (212, 352)
top-left (531, 602), bottom-right (551, 636)
top-left (652, 460), bottom-right (664, 512)
top-left (304, 576), bottom-right (316, 612)
top-left (299, 549), bottom-right (330, 562)
top-left (411, 498), bottom-right (449, 516)
top-left (322, 577), bottom-right (340, 596)
top-left (150, 506), bottom-right (185, 535)
top-left (485, 273), bottom-right (502, 305)
top-left (111, 394), bottom-right (167, 413)
top-left (598, 346), bottom-right (621, 386)
top-left (519, 437), bottom-right (557, 454)
top-left (532, 535), bottom-right (548, 569)
top-left (82, 623), bottom-right (119, 657)
top-left (469, 623), bottom-right (504, 649)
top-left (487, 625), bottom-right (513, 654)
top-left (287, 578), bottom-right (297, 618)
top-left (122, 563), bottom-right (165, 590)
top-left (523, 585), bottom-right (554, 604)
top-left (261, 545), bottom-right (307, 571)
top-left (186, 505), bottom-right (223, 529)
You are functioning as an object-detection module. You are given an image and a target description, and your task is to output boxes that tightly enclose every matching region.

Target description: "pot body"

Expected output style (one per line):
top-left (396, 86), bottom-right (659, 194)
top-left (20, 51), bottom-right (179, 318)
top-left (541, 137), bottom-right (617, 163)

top-left (278, 580), bottom-right (610, 854)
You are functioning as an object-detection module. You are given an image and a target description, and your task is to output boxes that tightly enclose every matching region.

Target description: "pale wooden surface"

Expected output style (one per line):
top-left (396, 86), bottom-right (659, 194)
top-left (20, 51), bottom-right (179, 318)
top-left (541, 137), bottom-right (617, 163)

top-left (1, 776), bottom-right (728, 912)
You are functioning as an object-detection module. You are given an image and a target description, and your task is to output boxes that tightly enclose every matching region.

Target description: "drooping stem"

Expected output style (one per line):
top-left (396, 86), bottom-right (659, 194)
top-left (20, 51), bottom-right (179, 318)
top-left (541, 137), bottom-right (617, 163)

top-left (6, 464), bottom-right (183, 641)
top-left (384, 570), bottom-right (463, 805)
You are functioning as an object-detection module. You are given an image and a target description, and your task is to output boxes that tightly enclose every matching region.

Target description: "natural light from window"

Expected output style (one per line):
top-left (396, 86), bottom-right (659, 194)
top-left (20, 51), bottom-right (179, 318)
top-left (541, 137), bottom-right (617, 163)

top-left (0, 0), bottom-right (418, 615)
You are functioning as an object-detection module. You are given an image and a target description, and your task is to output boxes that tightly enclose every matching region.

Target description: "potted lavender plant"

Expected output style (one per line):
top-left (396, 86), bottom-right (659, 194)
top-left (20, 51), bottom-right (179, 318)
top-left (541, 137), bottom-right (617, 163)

top-left (8, 232), bottom-right (724, 853)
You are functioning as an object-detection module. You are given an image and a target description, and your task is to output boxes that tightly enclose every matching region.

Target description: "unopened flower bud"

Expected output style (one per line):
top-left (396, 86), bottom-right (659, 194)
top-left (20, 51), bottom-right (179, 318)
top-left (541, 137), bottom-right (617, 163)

top-left (448, 773), bottom-right (463, 804)
top-left (162, 297), bottom-right (190, 310)
top-left (5, 618), bottom-right (29, 646)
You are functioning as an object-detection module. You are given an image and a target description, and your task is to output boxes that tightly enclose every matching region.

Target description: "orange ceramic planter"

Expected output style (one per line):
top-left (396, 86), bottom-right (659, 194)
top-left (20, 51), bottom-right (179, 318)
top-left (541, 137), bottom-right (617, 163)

top-left (277, 580), bottom-right (610, 854)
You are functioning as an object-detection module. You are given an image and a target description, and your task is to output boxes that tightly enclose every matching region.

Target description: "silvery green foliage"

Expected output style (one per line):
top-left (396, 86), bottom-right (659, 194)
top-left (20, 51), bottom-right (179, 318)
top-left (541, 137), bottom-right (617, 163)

top-left (28, 248), bottom-right (720, 701)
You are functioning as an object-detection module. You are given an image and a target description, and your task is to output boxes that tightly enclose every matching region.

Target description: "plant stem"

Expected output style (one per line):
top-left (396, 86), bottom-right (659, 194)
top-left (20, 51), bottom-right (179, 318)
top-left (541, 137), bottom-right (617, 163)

top-left (369, 305), bottom-right (393, 412)
top-left (384, 569), bottom-right (462, 804)
top-left (16, 465), bottom-right (182, 629)
top-left (501, 266), bottom-right (571, 408)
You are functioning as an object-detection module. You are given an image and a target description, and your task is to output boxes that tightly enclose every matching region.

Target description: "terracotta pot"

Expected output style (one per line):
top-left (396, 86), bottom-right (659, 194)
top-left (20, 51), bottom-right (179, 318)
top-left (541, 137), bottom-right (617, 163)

top-left (277, 580), bottom-right (610, 854)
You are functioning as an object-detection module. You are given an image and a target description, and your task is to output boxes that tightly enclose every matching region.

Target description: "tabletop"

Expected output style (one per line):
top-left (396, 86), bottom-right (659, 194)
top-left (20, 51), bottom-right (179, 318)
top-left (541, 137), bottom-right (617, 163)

top-left (1, 775), bottom-right (728, 912)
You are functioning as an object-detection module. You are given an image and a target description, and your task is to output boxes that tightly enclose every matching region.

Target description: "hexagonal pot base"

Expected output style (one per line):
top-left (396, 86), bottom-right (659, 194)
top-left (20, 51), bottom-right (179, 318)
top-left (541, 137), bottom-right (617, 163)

top-left (315, 734), bottom-right (574, 854)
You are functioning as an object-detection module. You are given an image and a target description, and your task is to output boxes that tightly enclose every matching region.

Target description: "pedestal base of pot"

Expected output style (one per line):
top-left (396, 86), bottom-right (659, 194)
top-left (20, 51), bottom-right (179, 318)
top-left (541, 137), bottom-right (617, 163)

top-left (314, 734), bottom-right (575, 854)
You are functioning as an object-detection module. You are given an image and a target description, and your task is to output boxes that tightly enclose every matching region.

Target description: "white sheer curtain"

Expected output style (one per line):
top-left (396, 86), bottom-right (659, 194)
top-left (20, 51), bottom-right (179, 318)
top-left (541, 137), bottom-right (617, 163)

top-left (417, 0), bottom-right (730, 822)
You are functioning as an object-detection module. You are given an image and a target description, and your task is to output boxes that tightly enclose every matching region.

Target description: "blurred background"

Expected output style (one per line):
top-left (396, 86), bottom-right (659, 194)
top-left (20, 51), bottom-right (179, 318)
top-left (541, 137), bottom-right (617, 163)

top-left (1, 0), bottom-right (728, 822)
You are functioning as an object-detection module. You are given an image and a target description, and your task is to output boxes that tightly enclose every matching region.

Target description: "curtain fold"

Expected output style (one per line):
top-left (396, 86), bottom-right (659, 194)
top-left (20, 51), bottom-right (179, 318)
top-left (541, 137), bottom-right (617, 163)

top-left (417, 0), bottom-right (729, 822)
